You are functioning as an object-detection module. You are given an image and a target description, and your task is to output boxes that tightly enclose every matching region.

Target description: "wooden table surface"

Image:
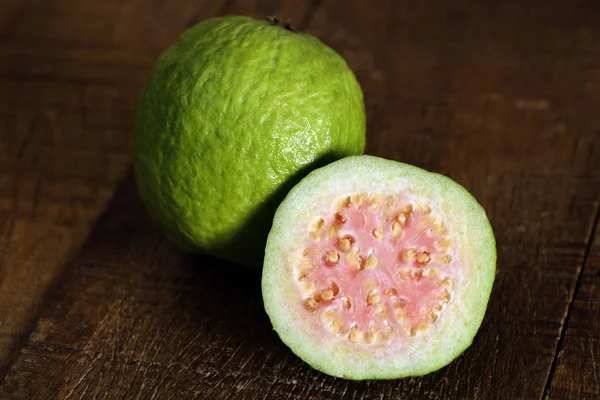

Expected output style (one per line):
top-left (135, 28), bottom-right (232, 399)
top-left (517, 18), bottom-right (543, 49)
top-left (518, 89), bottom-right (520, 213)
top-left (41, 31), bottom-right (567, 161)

top-left (1, 0), bottom-right (599, 399)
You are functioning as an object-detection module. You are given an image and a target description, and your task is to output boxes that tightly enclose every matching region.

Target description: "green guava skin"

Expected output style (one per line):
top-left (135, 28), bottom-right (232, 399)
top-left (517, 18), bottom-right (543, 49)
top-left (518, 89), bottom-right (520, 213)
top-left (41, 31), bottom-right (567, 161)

top-left (133, 16), bottom-right (366, 267)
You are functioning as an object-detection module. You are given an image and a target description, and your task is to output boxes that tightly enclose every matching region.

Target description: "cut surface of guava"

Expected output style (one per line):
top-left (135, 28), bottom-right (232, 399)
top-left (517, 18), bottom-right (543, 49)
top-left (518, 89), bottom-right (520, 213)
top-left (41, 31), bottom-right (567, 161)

top-left (262, 155), bottom-right (496, 380)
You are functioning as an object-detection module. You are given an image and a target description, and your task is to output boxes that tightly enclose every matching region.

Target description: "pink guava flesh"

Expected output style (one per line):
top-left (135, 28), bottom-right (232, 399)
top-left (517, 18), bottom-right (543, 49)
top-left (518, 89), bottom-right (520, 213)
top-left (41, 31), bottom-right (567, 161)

top-left (293, 192), bottom-right (456, 345)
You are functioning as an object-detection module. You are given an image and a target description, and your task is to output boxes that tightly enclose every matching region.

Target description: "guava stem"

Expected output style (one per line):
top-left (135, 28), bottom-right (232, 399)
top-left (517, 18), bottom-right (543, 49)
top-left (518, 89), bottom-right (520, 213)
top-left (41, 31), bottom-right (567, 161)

top-left (266, 15), bottom-right (280, 25)
top-left (265, 15), bottom-right (300, 33)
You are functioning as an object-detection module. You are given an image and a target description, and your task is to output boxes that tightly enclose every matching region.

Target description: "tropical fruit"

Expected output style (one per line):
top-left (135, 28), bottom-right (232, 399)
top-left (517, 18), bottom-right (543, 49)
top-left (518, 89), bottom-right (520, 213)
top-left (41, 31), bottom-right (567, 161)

top-left (262, 155), bottom-right (496, 379)
top-left (133, 16), bottom-right (366, 267)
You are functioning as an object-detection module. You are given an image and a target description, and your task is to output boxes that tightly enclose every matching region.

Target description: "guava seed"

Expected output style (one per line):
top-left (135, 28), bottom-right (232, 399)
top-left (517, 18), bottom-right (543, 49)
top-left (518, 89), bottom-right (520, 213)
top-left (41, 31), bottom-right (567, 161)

top-left (416, 251), bottom-right (431, 264)
top-left (349, 326), bottom-right (361, 343)
top-left (321, 289), bottom-right (335, 301)
top-left (372, 228), bottom-right (383, 239)
top-left (367, 291), bottom-right (382, 305)
top-left (326, 251), bottom-right (340, 263)
top-left (365, 253), bottom-right (378, 269)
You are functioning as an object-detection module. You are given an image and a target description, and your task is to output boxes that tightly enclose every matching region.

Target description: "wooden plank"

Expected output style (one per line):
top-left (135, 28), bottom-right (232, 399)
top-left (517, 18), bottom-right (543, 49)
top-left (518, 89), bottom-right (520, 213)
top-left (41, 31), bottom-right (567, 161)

top-left (546, 216), bottom-right (600, 399)
top-left (0, 80), bottom-right (132, 376)
top-left (0, 0), bottom-right (231, 380)
top-left (0, 0), bottom-right (599, 398)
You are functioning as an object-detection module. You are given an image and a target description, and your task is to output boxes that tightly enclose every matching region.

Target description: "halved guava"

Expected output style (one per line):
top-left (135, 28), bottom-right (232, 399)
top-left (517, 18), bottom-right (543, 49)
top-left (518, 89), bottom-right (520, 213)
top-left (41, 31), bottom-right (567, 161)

top-left (262, 155), bottom-right (496, 380)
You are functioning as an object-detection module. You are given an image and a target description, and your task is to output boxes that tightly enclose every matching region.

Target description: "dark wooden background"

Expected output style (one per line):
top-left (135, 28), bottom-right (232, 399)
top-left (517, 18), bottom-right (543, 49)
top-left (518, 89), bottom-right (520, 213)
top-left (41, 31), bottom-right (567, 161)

top-left (1, 0), bottom-right (599, 398)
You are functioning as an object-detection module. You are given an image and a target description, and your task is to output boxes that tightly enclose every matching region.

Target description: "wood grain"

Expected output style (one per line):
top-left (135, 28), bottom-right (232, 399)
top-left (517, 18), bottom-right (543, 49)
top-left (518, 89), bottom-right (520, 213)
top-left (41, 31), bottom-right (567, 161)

top-left (0, 0), bottom-right (599, 398)
top-left (546, 214), bottom-right (600, 399)
top-left (0, 0), bottom-right (134, 378)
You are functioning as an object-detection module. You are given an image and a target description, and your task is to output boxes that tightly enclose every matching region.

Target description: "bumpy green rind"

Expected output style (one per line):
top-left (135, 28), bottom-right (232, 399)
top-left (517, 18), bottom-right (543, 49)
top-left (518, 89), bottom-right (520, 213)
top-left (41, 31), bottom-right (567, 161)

top-left (134, 16), bottom-right (366, 267)
top-left (262, 155), bottom-right (496, 380)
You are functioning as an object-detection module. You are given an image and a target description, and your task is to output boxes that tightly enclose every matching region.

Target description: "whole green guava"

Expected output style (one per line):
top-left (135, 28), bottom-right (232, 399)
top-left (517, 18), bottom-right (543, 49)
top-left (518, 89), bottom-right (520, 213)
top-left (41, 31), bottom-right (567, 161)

top-left (134, 16), bottom-right (366, 267)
